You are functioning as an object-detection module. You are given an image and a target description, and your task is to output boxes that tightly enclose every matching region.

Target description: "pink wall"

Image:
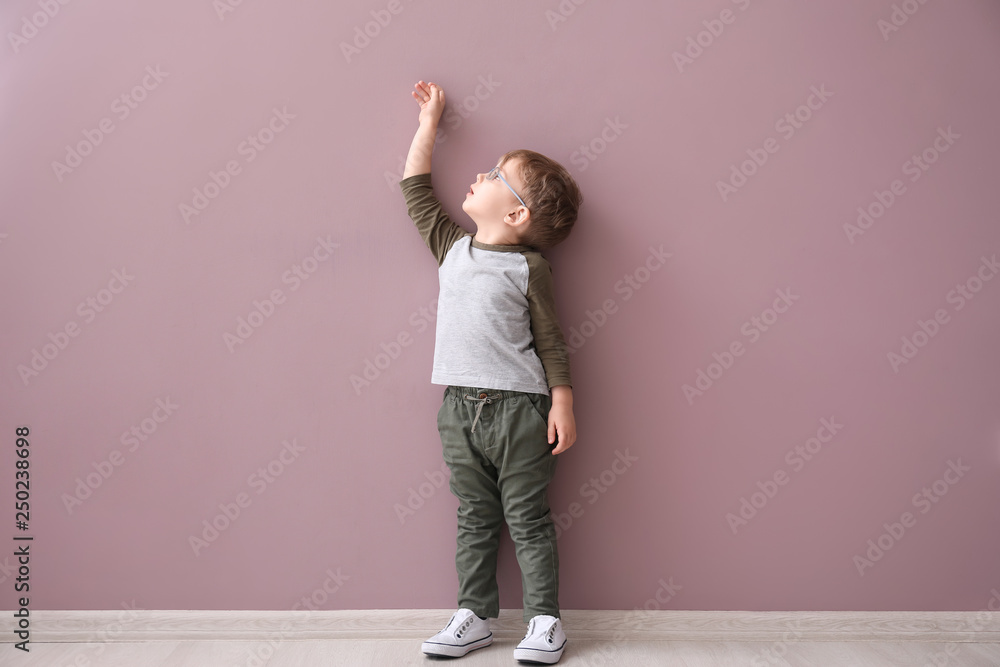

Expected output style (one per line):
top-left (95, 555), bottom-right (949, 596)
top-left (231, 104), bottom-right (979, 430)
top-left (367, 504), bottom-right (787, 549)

top-left (2, 0), bottom-right (999, 614)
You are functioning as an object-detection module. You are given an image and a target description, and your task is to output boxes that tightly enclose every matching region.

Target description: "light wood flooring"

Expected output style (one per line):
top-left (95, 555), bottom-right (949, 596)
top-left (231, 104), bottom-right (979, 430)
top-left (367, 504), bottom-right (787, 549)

top-left (9, 638), bottom-right (1000, 666)
top-left (5, 608), bottom-right (1000, 666)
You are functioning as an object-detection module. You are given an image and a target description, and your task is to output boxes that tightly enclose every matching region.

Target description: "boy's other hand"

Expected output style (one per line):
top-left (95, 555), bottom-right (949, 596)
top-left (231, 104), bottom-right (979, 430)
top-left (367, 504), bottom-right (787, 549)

top-left (549, 402), bottom-right (577, 455)
top-left (411, 80), bottom-right (445, 127)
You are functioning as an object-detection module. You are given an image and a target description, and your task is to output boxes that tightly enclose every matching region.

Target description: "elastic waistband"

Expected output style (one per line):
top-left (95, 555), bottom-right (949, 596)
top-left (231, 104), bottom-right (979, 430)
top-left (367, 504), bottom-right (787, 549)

top-left (445, 386), bottom-right (528, 401)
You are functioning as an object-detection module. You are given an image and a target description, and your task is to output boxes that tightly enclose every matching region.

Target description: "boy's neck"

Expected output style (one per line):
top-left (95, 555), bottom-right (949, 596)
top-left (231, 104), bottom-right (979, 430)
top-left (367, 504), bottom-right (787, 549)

top-left (473, 231), bottom-right (524, 247)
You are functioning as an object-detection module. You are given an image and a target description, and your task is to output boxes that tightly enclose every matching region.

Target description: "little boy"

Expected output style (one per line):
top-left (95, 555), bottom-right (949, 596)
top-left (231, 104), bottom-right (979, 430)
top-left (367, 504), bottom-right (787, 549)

top-left (398, 80), bottom-right (582, 664)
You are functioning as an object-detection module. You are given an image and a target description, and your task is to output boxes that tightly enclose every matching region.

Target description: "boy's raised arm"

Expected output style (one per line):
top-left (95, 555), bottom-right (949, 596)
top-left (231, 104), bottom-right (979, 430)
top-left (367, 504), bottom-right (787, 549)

top-left (403, 80), bottom-right (445, 178)
top-left (399, 81), bottom-right (466, 266)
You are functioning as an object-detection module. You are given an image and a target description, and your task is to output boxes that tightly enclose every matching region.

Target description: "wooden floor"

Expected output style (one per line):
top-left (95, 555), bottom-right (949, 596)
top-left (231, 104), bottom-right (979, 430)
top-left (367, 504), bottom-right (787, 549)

top-left (7, 608), bottom-right (1000, 666)
top-left (11, 638), bottom-right (1000, 666)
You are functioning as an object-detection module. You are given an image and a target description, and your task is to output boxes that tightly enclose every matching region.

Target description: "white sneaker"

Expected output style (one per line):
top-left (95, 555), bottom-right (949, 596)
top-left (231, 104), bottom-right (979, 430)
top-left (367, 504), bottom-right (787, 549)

top-left (513, 614), bottom-right (566, 664)
top-left (421, 608), bottom-right (493, 658)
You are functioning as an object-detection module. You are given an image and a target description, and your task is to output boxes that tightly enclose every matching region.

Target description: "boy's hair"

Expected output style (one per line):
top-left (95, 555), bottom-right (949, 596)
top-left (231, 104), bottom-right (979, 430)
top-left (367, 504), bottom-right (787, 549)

top-left (500, 149), bottom-right (582, 250)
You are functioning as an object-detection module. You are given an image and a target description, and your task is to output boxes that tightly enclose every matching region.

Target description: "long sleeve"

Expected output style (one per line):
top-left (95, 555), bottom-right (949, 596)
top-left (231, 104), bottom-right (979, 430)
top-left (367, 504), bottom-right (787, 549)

top-left (524, 252), bottom-right (572, 389)
top-left (399, 173), bottom-right (468, 267)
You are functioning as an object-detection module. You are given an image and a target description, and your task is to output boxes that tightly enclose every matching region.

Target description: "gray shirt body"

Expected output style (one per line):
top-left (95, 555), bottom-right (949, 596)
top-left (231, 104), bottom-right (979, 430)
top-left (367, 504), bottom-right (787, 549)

top-left (400, 173), bottom-right (572, 395)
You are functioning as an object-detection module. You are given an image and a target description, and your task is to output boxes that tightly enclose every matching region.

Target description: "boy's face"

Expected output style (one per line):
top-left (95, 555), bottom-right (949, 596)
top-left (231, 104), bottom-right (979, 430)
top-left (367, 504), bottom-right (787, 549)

top-left (462, 157), bottom-right (529, 239)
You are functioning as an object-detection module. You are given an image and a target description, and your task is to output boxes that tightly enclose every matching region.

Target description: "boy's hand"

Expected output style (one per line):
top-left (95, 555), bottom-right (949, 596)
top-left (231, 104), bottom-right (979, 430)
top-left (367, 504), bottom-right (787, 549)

top-left (548, 402), bottom-right (577, 455)
top-left (411, 80), bottom-right (445, 127)
top-left (402, 81), bottom-right (443, 178)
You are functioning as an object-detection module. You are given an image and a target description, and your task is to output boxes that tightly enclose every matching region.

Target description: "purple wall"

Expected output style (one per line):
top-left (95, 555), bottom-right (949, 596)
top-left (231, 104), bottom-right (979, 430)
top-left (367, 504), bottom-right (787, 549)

top-left (2, 0), bottom-right (999, 613)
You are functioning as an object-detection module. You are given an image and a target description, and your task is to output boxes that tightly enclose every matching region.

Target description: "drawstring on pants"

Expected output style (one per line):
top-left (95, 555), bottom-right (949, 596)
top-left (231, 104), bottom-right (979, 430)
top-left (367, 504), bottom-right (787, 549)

top-left (463, 392), bottom-right (502, 434)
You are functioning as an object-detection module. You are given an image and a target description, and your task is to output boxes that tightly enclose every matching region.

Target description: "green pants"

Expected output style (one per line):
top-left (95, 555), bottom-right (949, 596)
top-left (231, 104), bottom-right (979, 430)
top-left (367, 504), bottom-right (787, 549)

top-left (437, 385), bottom-right (560, 622)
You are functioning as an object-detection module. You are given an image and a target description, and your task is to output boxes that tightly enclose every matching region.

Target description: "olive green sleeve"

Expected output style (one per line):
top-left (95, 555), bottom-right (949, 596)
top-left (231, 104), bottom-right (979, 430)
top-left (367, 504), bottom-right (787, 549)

top-left (525, 252), bottom-right (572, 389)
top-left (399, 173), bottom-right (469, 267)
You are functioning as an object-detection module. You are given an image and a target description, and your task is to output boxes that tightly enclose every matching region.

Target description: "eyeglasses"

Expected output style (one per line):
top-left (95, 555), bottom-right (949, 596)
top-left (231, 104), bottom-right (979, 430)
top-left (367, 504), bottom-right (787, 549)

top-left (486, 165), bottom-right (528, 210)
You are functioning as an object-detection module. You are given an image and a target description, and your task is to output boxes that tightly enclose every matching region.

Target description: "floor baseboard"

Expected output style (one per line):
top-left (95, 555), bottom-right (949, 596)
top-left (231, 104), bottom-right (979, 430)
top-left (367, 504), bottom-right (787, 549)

top-left (7, 609), bottom-right (1000, 644)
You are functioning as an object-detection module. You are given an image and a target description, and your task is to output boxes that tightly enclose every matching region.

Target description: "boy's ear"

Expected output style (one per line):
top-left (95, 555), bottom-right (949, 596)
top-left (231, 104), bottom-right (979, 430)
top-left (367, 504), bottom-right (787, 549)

top-left (505, 207), bottom-right (530, 228)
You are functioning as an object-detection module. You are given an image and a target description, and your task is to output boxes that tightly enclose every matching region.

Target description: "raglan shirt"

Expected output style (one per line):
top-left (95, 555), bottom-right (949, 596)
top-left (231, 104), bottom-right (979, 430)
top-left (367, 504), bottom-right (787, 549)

top-left (399, 173), bottom-right (572, 395)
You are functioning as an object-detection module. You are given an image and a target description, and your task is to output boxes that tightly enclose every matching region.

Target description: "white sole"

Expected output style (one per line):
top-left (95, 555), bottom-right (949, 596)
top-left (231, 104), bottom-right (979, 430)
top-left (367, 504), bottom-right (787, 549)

top-left (513, 639), bottom-right (566, 664)
top-left (421, 634), bottom-right (493, 657)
